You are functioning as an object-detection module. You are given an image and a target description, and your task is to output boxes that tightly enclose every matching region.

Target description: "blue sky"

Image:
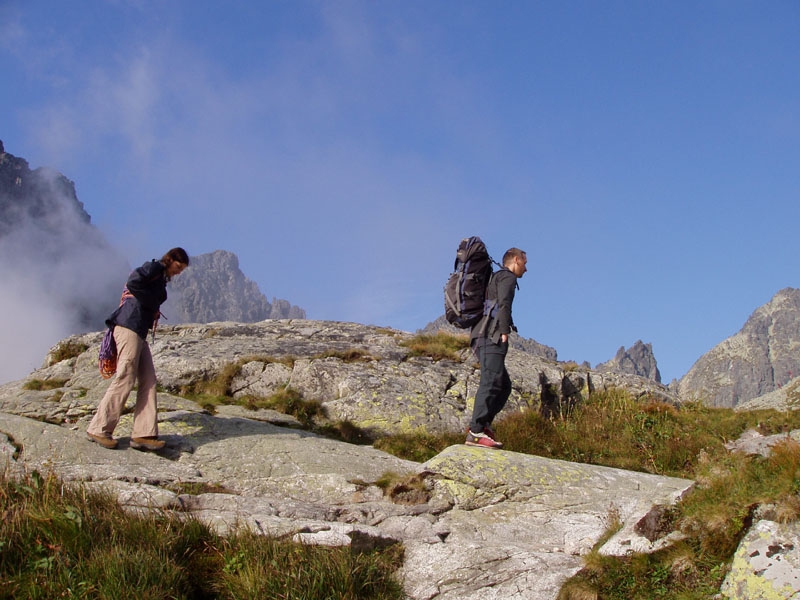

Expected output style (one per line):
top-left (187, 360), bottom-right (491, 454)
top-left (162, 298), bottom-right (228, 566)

top-left (1, 0), bottom-right (799, 383)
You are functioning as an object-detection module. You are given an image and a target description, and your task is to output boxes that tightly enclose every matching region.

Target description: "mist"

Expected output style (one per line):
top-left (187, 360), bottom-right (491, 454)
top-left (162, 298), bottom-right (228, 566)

top-left (0, 266), bottom-right (75, 381)
top-left (0, 162), bottom-right (129, 384)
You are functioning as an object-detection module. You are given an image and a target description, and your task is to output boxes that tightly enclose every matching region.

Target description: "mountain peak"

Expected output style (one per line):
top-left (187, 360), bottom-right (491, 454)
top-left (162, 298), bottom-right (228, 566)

top-left (165, 249), bottom-right (306, 323)
top-left (678, 287), bottom-right (800, 407)
top-left (596, 340), bottom-right (662, 383)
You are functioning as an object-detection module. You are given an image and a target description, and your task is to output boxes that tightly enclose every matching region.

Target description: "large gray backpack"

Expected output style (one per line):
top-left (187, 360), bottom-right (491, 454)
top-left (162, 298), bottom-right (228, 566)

top-left (444, 236), bottom-right (494, 329)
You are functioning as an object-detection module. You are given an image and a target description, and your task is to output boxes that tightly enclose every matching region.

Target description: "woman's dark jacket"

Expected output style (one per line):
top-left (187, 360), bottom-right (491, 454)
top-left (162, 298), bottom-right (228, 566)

top-left (106, 260), bottom-right (168, 340)
top-left (470, 267), bottom-right (518, 345)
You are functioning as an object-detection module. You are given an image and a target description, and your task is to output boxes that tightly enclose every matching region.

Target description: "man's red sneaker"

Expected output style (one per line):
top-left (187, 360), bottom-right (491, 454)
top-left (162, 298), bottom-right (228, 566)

top-left (465, 430), bottom-right (502, 449)
top-left (483, 426), bottom-right (502, 446)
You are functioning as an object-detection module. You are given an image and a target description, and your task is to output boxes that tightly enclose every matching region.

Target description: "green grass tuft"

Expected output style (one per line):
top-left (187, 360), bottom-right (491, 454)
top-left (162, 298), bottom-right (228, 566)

top-left (374, 428), bottom-right (463, 462)
top-left (238, 387), bottom-right (322, 427)
top-left (0, 469), bottom-right (405, 599)
top-left (313, 348), bottom-right (378, 362)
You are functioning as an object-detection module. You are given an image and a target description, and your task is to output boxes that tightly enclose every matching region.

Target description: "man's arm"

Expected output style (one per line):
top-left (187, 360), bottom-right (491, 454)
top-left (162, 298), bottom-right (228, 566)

top-left (494, 270), bottom-right (517, 343)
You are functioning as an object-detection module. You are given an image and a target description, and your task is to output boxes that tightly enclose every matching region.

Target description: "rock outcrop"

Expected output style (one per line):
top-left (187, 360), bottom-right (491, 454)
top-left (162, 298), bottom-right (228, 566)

top-left (0, 397), bottom-right (694, 600)
top-left (6, 320), bottom-right (675, 436)
top-left (734, 376), bottom-right (800, 413)
top-left (596, 340), bottom-right (662, 383)
top-left (678, 288), bottom-right (800, 408)
top-left (164, 249), bottom-right (306, 323)
top-left (721, 520), bottom-right (800, 599)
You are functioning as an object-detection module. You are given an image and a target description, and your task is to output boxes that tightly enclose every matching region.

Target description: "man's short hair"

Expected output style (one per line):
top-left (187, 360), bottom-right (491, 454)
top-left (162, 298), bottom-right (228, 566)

top-left (503, 248), bottom-right (526, 266)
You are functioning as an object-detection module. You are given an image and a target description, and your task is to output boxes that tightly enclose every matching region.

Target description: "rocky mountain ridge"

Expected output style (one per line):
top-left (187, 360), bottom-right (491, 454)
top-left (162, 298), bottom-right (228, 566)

top-left (1, 140), bottom-right (666, 386)
top-left (16, 320), bottom-right (675, 435)
top-left (0, 140), bottom-right (90, 234)
top-left (7, 139), bottom-right (800, 412)
top-left (421, 316), bottom-right (665, 385)
top-left (677, 287), bottom-right (800, 408)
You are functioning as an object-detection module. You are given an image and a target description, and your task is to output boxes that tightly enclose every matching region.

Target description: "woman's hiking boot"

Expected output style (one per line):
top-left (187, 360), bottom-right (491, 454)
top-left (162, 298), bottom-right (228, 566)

top-left (130, 436), bottom-right (166, 451)
top-left (86, 432), bottom-right (118, 449)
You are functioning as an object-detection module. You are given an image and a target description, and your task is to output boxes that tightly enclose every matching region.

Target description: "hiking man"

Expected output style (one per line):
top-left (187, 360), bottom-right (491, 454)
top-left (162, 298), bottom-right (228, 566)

top-left (465, 247), bottom-right (527, 448)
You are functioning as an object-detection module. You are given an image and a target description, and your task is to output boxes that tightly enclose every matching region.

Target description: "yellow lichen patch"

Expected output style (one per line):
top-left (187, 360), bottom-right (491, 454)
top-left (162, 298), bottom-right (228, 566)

top-left (434, 478), bottom-right (478, 507)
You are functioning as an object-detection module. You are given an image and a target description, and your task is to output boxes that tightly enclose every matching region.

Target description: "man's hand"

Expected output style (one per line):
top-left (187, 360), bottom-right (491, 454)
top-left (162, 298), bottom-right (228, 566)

top-left (501, 334), bottom-right (508, 343)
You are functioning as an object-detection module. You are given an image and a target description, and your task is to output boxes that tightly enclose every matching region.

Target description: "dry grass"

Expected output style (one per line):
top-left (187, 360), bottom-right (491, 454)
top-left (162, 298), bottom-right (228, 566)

top-left (49, 340), bottom-right (89, 363)
top-left (399, 332), bottom-right (471, 362)
top-left (22, 379), bottom-right (69, 391)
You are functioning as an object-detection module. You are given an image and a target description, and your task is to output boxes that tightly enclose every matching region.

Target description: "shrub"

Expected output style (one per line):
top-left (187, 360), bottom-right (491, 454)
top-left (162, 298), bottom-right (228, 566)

top-left (315, 420), bottom-right (376, 445)
top-left (492, 390), bottom-right (800, 478)
top-left (165, 481), bottom-right (234, 496)
top-left (374, 472), bottom-right (431, 505)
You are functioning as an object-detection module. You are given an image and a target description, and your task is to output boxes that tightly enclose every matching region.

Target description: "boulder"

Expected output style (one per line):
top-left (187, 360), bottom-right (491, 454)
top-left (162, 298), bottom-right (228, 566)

top-left (720, 520), bottom-right (800, 599)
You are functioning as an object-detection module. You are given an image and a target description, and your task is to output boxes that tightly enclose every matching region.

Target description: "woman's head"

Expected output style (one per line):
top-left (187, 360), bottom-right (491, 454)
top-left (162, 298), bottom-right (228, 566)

top-left (161, 247), bottom-right (190, 279)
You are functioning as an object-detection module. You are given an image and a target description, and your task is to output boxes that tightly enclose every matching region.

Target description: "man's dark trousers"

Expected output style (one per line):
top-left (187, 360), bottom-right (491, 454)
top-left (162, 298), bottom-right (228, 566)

top-left (470, 338), bottom-right (512, 433)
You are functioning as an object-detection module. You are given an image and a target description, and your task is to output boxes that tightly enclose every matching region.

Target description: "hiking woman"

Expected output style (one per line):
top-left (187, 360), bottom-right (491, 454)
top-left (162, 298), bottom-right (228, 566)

top-left (86, 247), bottom-right (189, 450)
